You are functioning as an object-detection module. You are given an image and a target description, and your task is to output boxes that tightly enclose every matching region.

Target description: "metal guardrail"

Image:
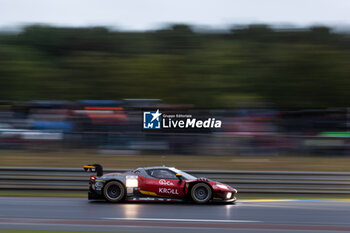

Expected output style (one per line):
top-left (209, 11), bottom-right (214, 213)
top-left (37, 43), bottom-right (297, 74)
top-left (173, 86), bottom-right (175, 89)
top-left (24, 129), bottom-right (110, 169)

top-left (1, 167), bottom-right (350, 195)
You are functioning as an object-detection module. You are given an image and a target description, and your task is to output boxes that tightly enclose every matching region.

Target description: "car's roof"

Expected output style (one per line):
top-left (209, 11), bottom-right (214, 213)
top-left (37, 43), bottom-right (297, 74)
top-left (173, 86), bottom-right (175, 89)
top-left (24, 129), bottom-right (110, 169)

top-left (138, 166), bottom-right (175, 170)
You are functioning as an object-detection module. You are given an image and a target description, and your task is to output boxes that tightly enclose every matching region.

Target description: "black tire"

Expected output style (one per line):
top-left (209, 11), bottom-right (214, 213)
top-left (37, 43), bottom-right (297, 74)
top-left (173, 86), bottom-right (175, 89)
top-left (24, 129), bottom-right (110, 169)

top-left (103, 181), bottom-right (125, 203)
top-left (190, 183), bottom-right (212, 204)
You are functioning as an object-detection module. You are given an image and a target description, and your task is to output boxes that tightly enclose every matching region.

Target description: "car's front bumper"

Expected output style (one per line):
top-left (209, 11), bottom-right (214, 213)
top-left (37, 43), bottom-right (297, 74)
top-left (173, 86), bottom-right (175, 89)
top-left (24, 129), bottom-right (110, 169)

top-left (212, 189), bottom-right (237, 202)
top-left (213, 196), bottom-right (236, 203)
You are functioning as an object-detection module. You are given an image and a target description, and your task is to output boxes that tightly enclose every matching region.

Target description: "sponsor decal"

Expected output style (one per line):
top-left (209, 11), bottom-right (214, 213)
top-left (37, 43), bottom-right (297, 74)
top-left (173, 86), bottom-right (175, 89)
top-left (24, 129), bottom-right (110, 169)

top-left (159, 179), bottom-right (174, 186)
top-left (159, 188), bottom-right (179, 195)
top-left (163, 118), bottom-right (221, 129)
top-left (143, 109), bottom-right (222, 130)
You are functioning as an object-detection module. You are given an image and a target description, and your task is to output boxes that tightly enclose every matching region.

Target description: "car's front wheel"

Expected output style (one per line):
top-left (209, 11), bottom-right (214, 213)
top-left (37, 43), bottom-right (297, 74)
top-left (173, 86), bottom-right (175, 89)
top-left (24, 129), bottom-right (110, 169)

top-left (103, 181), bottom-right (125, 203)
top-left (190, 183), bottom-right (212, 204)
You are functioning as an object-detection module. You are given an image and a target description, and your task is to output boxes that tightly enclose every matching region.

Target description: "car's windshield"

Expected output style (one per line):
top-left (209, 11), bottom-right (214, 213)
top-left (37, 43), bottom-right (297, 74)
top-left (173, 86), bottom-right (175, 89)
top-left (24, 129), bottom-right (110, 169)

top-left (169, 167), bottom-right (196, 180)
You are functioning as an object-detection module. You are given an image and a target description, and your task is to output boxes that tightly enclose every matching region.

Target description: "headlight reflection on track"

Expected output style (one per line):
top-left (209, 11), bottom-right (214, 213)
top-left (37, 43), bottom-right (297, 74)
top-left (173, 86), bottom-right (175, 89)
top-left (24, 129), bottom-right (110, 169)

top-left (122, 204), bottom-right (142, 219)
top-left (225, 202), bottom-right (235, 218)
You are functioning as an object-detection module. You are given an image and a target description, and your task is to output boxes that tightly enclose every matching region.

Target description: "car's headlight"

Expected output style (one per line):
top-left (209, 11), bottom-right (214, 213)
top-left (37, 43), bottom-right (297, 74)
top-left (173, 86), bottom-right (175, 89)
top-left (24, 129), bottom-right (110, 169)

top-left (126, 176), bottom-right (138, 188)
top-left (226, 192), bottom-right (232, 199)
top-left (216, 184), bottom-right (229, 190)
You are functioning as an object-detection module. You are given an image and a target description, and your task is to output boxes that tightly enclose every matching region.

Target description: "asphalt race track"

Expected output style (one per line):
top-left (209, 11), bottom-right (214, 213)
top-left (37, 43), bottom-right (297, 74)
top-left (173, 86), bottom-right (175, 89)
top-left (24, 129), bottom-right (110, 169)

top-left (0, 197), bottom-right (350, 233)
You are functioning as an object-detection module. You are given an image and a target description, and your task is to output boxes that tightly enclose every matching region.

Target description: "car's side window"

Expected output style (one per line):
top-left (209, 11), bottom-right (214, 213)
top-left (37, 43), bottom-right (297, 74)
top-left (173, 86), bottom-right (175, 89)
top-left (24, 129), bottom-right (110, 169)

top-left (147, 169), bottom-right (177, 179)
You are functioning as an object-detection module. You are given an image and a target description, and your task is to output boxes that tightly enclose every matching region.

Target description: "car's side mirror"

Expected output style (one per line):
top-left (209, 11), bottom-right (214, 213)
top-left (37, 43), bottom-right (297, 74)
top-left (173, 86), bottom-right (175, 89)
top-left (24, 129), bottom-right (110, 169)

top-left (176, 173), bottom-right (183, 182)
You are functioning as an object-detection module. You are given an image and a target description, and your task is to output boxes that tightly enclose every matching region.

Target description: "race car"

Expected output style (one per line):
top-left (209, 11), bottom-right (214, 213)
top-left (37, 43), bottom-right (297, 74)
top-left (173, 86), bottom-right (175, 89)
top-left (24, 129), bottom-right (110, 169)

top-left (83, 164), bottom-right (237, 204)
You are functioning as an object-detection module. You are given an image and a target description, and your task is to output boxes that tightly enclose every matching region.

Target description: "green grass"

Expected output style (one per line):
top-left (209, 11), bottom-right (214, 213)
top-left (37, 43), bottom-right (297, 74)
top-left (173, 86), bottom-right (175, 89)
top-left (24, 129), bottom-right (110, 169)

top-left (1, 151), bottom-right (350, 172)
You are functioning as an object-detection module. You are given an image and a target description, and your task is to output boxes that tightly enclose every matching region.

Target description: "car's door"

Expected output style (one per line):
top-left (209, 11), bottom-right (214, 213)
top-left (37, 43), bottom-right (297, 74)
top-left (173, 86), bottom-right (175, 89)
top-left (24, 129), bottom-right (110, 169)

top-left (140, 169), bottom-right (185, 198)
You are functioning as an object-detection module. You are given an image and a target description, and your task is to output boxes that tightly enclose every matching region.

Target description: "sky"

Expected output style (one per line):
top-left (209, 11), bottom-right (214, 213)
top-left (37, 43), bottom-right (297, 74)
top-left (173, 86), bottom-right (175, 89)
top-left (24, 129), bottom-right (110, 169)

top-left (0, 0), bottom-right (349, 31)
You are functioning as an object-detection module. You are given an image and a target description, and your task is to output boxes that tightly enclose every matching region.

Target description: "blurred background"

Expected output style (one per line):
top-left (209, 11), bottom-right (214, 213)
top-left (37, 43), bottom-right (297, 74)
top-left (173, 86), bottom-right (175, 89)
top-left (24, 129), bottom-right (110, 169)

top-left (0, 0), bottom-right (350, 170)
top-left (2, 4), bottom-right (350, 233)
top-left (1, 24), bottom-right (350, 158)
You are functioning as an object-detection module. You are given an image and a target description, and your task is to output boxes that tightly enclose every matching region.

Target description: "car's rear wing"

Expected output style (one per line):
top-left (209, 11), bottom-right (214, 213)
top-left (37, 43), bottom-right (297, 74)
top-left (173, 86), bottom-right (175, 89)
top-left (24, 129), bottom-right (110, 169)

top-left (83, 164), bottom-right (103, 177)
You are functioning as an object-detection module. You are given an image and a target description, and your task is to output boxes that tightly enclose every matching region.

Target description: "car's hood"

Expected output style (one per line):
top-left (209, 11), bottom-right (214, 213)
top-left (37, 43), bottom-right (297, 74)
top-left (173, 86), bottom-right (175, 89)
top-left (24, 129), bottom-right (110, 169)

top-left (212, 181), bottom-right (236, 192)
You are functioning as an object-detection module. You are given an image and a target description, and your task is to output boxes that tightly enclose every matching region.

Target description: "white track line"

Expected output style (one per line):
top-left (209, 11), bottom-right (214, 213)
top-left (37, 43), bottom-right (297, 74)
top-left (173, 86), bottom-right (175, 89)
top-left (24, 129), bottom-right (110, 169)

top-left (104, 217), bottom-right (261, 223)
top-left (239, 199), bottom-right (297, 203)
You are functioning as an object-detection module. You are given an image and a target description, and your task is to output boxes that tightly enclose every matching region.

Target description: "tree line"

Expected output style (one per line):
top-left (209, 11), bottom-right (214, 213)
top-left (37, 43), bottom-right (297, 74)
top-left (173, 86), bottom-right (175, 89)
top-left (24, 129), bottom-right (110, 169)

top-left (0, 24), bottom-right (350, 108)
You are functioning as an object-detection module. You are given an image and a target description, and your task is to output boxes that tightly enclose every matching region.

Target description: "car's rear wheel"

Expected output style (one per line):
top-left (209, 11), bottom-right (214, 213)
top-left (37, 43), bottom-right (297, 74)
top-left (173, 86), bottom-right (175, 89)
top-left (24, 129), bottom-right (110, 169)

top-left (103, 181), bottom-right (125, 203)
top-left (190, 183), bottom-right (212, 204)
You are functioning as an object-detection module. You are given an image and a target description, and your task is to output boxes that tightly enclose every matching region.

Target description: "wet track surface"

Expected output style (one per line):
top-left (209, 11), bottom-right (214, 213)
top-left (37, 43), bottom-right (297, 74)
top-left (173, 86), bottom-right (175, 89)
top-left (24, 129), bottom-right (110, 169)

top-left (0, 197), bottom-right (350, 232)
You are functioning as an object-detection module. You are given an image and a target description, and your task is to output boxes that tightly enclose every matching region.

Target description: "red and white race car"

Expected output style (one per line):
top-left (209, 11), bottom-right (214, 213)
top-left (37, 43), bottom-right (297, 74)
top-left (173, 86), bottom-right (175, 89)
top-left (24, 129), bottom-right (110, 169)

top-left (84, 164), bottom-right (237, 204)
